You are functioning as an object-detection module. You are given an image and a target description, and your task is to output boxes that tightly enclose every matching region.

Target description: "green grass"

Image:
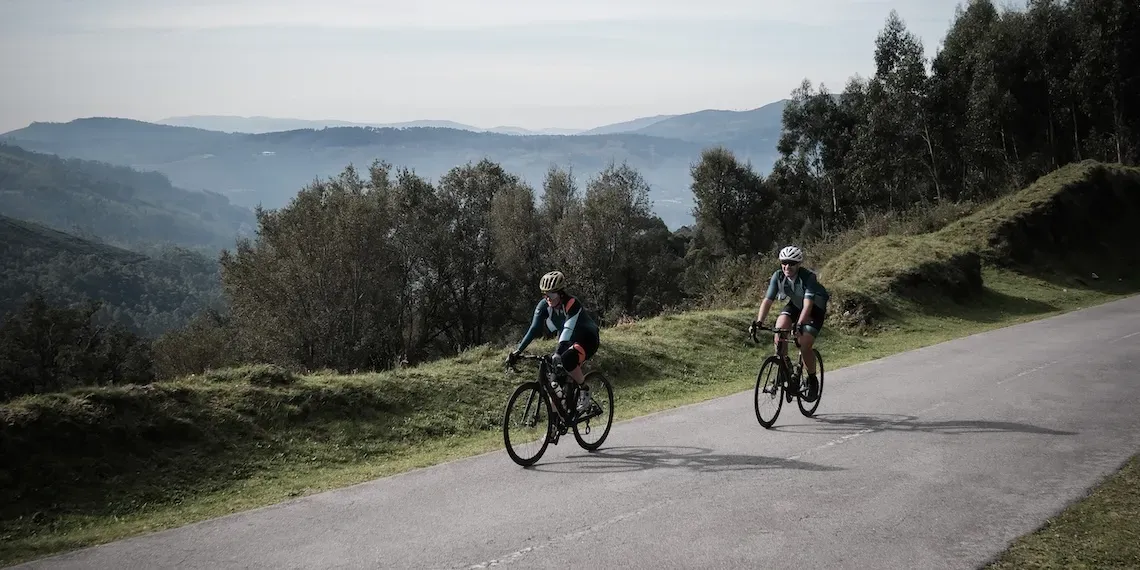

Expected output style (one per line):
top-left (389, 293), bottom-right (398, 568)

top-left (819, 160), bottom-right (1140, 326)
top-left (985, 454), bottom-right (1140, 569)
top-left (3, 160), bottom-right (1140, 566)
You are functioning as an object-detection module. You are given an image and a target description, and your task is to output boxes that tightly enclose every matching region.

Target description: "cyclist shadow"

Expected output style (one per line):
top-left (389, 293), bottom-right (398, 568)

top-left (769, 413), bottom-right (1078, 436)
top-left (526, 445), bottom-right (844, 474)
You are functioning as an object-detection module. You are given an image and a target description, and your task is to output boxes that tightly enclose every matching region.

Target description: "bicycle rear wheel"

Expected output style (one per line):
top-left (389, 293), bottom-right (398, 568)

top-left (572, 371), bottom-right (614, 451)
top-left (503, 382), bottom-right (553, 466)
top-left (797, 349), bottom-right (824, 417)
top-left (754, 356), bottom-right (784, 429)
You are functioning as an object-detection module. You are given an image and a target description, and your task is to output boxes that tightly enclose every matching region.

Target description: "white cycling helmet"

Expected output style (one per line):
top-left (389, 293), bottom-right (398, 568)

top-left (778, 245), bottom-right (804, 263)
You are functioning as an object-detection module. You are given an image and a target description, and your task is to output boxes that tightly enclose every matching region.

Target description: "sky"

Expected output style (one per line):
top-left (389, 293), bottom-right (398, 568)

top-left (0, 0), bottom-right (1002, 134)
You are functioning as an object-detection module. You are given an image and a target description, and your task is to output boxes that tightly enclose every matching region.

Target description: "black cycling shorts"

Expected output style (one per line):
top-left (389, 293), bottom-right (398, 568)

top-left (779, 301), bottom-right (826, 335)
top-left (556, 331), bottom-right (599, 372)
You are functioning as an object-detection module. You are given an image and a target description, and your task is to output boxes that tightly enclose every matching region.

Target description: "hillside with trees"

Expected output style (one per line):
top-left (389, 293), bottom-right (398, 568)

top-left (0, 105), bottom-right (789, 229)
top-left (0, 143), bottom-right (254, 254)
top-left (1, 0), bottom-right (1137, 397)
top-left (0, 214), bottom-right (224, 337)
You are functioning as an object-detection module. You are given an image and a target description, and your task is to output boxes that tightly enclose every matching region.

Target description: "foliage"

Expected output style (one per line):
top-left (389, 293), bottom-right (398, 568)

top-left (0, 143), bottom-right (254, 254)
top-left (0, 214), bottom-right (224, 338)
top-left (0, 294), bottom-right (154, 401)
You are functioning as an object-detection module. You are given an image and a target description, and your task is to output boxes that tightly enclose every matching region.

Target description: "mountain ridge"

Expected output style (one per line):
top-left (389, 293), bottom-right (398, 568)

top-left (2, 99), bottom-right (792, 228)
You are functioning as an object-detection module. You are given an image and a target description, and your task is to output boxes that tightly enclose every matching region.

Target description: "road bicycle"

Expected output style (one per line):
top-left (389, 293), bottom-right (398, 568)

top-left (749, 323), bottom-right (825, 428)
top-left (501, 352), bottom-right (614, 466)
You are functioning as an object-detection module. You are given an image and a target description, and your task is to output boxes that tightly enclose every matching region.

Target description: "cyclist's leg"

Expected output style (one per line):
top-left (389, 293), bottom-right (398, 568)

top-left (774, 303), bottom-right (797, 356)
top-left (560, 332), bottom-right (598, 412)
top-left (798, 303), bottom-right (826, 371)
top-left (557, 340), bottom-right (588, 385)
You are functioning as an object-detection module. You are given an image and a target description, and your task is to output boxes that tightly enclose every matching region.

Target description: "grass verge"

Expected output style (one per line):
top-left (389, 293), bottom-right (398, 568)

top-left (1, 267), bottom-right (1137, 567)
top-left (985, 454), bottom-right (1140, 569)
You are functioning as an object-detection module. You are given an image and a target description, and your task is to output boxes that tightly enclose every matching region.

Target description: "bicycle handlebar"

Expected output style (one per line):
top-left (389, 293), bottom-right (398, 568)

top-left (749, 321), bottom-right (799, 346)
top-left (505, 351), bottom-right (550, 373)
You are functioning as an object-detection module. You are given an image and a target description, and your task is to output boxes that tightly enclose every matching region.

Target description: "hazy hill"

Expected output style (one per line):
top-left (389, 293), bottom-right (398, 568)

top-left (626, 100), bottom-right (788, 144)
top-left (2, 98), bottom-right (795, 227)
top-left (578, 114), bottom-right (678, 136)
top-left (158, 115), bottom-right (485, 134)
top-left (158, 101), bottom-right (789, 142)
top-left (159, 115), bottom-right (589, 137)
top-left (4, 119), bottom-right (782, 228)
top-left (0, 213), bottom-right (223, 336)
top-left (0, 143), bottom-right (255, 253)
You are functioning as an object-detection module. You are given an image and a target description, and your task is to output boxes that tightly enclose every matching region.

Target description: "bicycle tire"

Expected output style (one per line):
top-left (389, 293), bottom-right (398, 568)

top-left (754, 356), bottom-right (784, 428)
top-left (502, 381), bottom-right (553, 466)
top-left (572, 371), bottom-right (614, 451)
top-left (797, 349), bottom-right (824, 417)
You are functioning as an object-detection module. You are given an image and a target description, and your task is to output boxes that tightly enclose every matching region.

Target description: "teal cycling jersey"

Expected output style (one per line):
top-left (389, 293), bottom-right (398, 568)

top-left (516, 295), bottom-right (599, 353)
top-left (765, 268), bottom-right (830, 309)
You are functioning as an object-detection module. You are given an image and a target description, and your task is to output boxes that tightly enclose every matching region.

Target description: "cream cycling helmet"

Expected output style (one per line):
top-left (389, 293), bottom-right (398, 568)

top-left (539, 270), bottom-right (566, 293)
top-left (778, 245), bottom-right (804, 263)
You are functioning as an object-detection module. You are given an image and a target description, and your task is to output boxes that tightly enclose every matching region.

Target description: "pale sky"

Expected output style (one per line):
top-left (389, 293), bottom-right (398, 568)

top-left (0, 0), bottom-right (992, 133)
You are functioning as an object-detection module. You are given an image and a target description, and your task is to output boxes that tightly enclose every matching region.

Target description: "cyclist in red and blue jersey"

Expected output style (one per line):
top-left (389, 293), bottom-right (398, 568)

top-left (508, 270), bottom-right (600, 414)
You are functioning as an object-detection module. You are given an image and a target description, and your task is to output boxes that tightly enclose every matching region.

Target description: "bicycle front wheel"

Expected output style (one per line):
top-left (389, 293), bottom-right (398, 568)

top-left (573, 371), bottom-right (614, 451)
top-left (503, 382), bottom-right (553, 466)
top-left (754, 356), bottom-right (784, 429)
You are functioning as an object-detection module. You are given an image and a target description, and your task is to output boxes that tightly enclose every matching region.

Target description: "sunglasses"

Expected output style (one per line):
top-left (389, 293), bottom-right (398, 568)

top-left (781, 260), bottom-right (799, 267)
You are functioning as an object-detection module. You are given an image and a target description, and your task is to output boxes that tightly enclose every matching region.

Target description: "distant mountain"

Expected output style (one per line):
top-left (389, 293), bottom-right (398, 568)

top-left (0, 213), bottom-right (223, 336)
top-left (3, 99), bottom-right (792, 228)
top-left (159, 115), bottom-right (587, 137)
top-left (578, 115), bottom-right (678, 136)
top-left (2, 120), bottom-right (761, 228)
top-left (485, 125), bottom-right (585, 136)
top-left (0, 142), bottom-right (255, 253)
top-left (626, 100), bottom-right (788, 144)
top-left (158, 115), bottom-right (485, 134)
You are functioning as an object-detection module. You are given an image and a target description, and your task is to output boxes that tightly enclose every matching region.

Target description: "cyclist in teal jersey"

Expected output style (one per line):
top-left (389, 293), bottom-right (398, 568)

top-left (507, 270), bottom-right (600, 414)
top-left (749, 245), bottom-right (829, 402)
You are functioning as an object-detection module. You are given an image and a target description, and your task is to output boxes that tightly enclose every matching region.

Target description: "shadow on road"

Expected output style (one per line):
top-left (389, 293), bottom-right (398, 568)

top-left (526, 445), bottom-right (844, 474)
top-left (769, 413), bottom-right (1078, 436)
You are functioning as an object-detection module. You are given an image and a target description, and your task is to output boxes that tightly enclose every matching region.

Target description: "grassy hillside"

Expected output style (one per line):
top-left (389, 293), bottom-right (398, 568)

top-left (0, 214), bottom-right (223, 336)
top-left (821, 160), bottom-right (1140, 327)
top-left (0, 117), bottom-right (780, 228)
top-left (1, 160), bottom-right (1138, 566)
top-left (0, 143), bottom-right (254, 253)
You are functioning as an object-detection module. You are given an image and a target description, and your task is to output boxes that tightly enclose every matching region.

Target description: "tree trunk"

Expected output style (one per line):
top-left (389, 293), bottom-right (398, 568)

top-left (1072, 107), bottom-right (1082, 160)
top-left (1113, 95), bottom-right (1123, 164)
top-left (923, 119), bottom-right (942, 200)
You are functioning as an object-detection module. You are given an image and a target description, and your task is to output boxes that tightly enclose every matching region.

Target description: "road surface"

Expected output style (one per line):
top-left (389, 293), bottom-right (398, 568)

top-left (15, 295), bottom-right (1140, 570)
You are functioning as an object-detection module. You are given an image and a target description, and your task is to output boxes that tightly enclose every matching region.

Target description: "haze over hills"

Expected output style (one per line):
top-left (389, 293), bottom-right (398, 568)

top-left (156, 115), bottom-right (585, 136)
top-left (0, 143), bottom-right (255, 254)
top-left (0, 213), bottom-right (224, 336)
top-left (2, 100), bottom-right (790, 228)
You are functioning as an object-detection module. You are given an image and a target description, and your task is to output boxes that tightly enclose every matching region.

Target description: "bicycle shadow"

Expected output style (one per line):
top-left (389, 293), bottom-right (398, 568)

top-left (769, 413), bottom-right (1078, 436)
top-left (525, 445), bottom-right (844, 474)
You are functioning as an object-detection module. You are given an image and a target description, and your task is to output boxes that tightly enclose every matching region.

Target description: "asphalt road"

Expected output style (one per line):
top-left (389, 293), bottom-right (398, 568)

top-left (16, 295), bottom-right (1140, 570)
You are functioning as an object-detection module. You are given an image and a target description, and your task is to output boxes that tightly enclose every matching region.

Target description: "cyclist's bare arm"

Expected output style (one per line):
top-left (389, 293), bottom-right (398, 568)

top-left (798, 298), bottom-right (815, 329)
top-left (756, 297), bottom-right (774, 324)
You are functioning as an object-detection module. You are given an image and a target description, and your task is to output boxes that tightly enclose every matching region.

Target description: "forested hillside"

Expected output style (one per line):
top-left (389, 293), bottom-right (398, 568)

top-left (0, 214), bottom-right (224, 336)
top-left (0, 143), bottom-right (254, 253)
